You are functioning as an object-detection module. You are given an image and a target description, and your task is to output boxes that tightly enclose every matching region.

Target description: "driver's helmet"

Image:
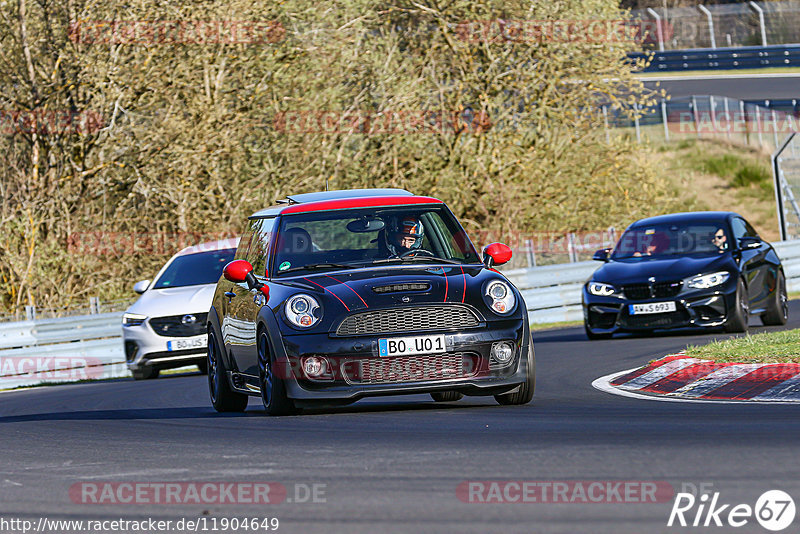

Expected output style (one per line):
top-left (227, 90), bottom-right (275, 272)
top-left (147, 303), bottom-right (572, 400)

top-left (386, 216), bottom-right (425, 256)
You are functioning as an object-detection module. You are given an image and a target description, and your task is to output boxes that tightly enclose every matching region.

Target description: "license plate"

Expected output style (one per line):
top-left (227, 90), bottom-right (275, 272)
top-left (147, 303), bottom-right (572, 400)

top-left (378, 334), bottom-right (446, 357)
top-left (166, 336), bottom-right (208, 351)
top-left (629, 302), bottom-right (677, 315)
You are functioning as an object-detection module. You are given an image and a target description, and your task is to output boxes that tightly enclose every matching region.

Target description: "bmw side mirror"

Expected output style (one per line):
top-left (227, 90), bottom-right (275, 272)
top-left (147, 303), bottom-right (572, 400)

top-left (593, 248), bottom-right (610, 262)
top-left (133, 280), bottom-right (150, 294)
top-left (739, 236), bottom-right (761, 250)
top-left (223, 260), bottom-right (269, 298)
top-left (482, 243), bottom-right (513, 268)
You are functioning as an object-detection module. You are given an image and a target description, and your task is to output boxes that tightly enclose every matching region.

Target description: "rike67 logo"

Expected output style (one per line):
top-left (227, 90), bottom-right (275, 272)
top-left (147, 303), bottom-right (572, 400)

top-left (668, 489), bottom-right (796, 531)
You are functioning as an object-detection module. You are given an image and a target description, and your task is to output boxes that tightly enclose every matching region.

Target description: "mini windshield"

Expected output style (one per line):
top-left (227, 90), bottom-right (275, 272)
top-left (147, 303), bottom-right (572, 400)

top-left (611, 222), bottom-right (730, 260)
top-left (153, 249), bottom-right (236, 289)
top-left (272, 206), bottom-right (480, 275)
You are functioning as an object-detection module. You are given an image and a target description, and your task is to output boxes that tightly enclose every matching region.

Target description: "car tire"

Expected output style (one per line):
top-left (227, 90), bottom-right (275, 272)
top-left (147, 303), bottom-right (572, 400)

top-left (430, 391), bottom-right (464, 402)
top-left (584, 324), bottom-right (612, 340)
top-left (197, 358), bottom-right (208, 375)
top-left (207, 328), bottom-right (248, 413)
top-left (761, 271), bottom-right (788, 326)
top-left (724, 278), bottom-right (749, 334)
top-left (132, 367), bottom-right (159, 380)
top-left (258, 330), bottom-right (297, 416)
top-left (495, 341), bottom-right (535, 406)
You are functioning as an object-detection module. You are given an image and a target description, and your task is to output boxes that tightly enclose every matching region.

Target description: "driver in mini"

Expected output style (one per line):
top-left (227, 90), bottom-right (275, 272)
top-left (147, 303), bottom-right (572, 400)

top-left (387, 216), bottom-right (425, 257)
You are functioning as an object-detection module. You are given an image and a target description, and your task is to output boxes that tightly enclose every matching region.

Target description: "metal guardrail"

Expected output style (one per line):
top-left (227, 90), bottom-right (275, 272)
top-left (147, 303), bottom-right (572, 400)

top-left (507, 239), bottom-right (800, 324)
top-left (630, 44), bottom-right (800, 72)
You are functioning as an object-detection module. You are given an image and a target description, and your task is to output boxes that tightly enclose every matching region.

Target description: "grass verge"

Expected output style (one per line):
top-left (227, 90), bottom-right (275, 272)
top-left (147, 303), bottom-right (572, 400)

top-left (685, 329), bottom-right (800, 364)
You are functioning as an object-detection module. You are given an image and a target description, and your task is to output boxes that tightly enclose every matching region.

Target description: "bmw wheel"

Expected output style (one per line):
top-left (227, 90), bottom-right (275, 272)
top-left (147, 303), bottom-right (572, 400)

top-left (761, 271), bottom-right (789, 326)
top-left (724, 279), bottom-right (749, 334)
top-left (258, 330), bottom-right (296, 416)
top-left (208, 328), bottom-right (248, 412)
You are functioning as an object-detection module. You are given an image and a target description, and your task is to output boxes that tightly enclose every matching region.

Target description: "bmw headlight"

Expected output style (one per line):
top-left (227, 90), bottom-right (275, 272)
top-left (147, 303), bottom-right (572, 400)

top-left (686, 271), bottom-right (730, 289)
top-left (285, 294), bottom-right (321, 328)
top-left (122, 313), bottom-right (147, 327)
top-left (588, 282), bottom-right (616, 297)
top-left (484, 280), bottom-right (516, 315)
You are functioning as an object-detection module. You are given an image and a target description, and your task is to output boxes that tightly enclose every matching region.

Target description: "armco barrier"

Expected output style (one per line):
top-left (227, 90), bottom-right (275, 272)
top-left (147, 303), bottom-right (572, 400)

top-left (629, 44), bottom-right (800, 72)
top-left (4, 240), bottom-right (800, 390)
top-left (508, 239), bottom-right (800, 325)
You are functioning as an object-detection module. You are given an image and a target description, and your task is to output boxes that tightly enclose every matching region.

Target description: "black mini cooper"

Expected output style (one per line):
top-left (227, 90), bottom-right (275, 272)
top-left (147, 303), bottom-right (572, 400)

top-left (207, 189), bottom-right (535, 414)
top-left (583, 211), bottom-right (788, 339)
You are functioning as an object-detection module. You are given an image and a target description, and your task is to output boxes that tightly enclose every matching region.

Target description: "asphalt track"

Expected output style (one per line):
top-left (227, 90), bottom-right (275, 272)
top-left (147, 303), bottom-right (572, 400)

top-left (3, 303), bottom-right (800, 533)
top-left (641, 73), bottom-right (800, 100)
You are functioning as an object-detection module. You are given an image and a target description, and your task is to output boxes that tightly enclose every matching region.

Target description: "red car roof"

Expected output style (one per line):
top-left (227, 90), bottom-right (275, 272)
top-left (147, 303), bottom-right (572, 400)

top-left (280, 195), bottom-right (443, 214)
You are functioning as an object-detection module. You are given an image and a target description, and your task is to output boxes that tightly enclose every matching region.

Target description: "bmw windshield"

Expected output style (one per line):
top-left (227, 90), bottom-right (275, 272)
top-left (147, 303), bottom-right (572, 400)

top-left (272, 206), bottom-right (480, 275)
top-left (611, 222), bottom-right (730, 260)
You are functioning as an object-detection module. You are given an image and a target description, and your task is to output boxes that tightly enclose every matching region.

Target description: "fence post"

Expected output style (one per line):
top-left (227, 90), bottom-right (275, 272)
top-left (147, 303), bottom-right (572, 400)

top-left (740, 100), bottom-right (749, 145)
top-left (755, 105), bottom-right (763, 146)
top-left (607, 226), bottom-right (617, 248)
top-left (723, 97), bottom-right (731, 140)
top-left (634, 103), bottom-right (641, 143)
top-left (646, 8), bottom-right (665, 52)
top-left (525, 239), bottom-right (536, 268)
top-left (709, 95), bottom-right (716, 139)
top-left (25, 305), bottom-right (36, 321)
top-left (602, 106), bottom-right (610, 143)
top-left (698, 5), bottom-right (716, 49)
top-left (691, 96), bottom-right (700, 138)
top-left (749, 1), bottom-right (768, 47)
top-left (89, 296), bottom-right (100, 315)
top-left (567, 233), bottom-right (578, 263)
top-left (661, 99), bottom-right (669, 142)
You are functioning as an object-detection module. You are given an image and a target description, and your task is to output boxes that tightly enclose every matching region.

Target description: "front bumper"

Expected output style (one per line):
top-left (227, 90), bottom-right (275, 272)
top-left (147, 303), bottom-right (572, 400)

top-left (269, 320), bottom-right (529, 402)
top-left (123, 321), bottom-right (206, 372)
top-left (582, 279), bottom-right (737, 335)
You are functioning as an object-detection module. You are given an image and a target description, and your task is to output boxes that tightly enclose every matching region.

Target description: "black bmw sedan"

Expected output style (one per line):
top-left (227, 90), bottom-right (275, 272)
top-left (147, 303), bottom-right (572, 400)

top-left (583, 212), bottom-right (788, 339)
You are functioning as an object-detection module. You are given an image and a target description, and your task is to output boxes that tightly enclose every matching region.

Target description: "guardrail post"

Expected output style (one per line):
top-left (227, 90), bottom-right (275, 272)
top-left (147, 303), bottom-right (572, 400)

top-left (567, 233), bottom-right (578, 263)
top-left (646, 8), bottom-right (665, 52)
top-left (749, 1), bottom-right (768, 47)
top-left (698, 5), bottom-right (716, 49)
top-left (660, 99), bottom-right (669, 141)
top-left (89, 296), bottom-right (100, 315)
top-left (25, 305), bottom-right (36, 321)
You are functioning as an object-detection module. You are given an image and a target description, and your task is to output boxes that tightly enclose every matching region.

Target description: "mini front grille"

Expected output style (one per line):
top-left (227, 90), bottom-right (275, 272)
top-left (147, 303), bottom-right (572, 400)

top-left (342, 352), bottom-right (478, 385)
top-left (622, 281), bottom-right (682, 300)
top-left (372, 283), bottom-right (431, 294)
top-left (335, 305), bottom-right (480, 336)
top-left (149, 313), bottom-right (208, 338)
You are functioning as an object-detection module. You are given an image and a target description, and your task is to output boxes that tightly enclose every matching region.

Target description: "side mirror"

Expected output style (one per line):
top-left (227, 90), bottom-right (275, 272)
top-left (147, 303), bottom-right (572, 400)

top-left (223, 260), bottom-right (270, 298)
top-left (739, 236), bottom-right (761, 250)
top-left (133, 280), bottom-right (150, 294)
top-left (223, 259), bottom-right (253, 283)
top-left (593, 248), bottom-right (610, 262)
top-left (482, 243), bottom-right (513, 268)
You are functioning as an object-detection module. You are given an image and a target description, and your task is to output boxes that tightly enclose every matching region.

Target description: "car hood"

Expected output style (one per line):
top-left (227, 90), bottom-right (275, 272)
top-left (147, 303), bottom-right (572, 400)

top-left (272, 264), bottom-right (494, 313)
top-left (592, 253), bottom-right (736, 285)
top-left (126, 284), bottom-right (217, 318)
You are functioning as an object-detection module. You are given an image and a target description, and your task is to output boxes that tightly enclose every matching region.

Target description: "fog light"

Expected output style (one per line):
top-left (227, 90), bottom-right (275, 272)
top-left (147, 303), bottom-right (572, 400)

top-left (491, 342), bottom-right (514, 364)
top-left (302, 356), bottom-right (327, 378)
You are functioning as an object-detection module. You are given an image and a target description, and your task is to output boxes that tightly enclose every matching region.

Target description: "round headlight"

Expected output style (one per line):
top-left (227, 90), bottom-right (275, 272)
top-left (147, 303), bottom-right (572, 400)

top-left (285, 294), bottom-right (321, 328)
top-left (484, 280), bottom-right (516, 316)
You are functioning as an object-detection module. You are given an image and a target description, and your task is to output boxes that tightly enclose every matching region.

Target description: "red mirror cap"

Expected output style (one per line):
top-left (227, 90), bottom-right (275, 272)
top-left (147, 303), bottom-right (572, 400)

top-left (258, 285), bottom-right (270, 299)
top-left (223, 259), bottom-right (253, 283)
top-left (484, 243), bottom-right (513, 266)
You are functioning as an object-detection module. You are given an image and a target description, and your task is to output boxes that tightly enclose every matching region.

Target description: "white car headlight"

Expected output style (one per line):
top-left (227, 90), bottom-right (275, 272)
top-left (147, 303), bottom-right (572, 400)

top-left (485, 280), bottom-right (516, 315)
top-left (588, 282), bottom-right (616, 297)
top-left (285, 294), bottom-right (321, 328)
top-left (122, 313), bottom-right (147, 327)
top-left (686, 271), bottom-right (730, 289)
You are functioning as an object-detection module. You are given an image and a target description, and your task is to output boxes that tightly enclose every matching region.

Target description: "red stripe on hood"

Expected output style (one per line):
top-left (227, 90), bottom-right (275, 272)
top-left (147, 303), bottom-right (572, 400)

top-left (324, 275), bottom-right (368, 308)
top-left (302, 277), bottom-right (350, 312)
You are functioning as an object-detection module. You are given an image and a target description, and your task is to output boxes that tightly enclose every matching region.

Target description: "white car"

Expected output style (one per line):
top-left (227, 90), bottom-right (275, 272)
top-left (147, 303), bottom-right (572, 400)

top-left (122, 239), bottom-right (238, 380)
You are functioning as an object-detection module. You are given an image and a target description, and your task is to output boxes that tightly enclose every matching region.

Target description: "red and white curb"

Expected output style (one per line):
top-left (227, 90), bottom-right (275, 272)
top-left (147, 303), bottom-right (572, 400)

top-left (592, 352), bottom-right (800, 404)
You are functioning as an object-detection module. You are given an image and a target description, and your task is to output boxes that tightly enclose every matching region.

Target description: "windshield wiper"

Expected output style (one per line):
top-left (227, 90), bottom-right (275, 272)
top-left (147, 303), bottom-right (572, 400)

top-left (373, 256), bottom-right (464, 265)
top-left (277, 263), bottom-right (357, 274)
